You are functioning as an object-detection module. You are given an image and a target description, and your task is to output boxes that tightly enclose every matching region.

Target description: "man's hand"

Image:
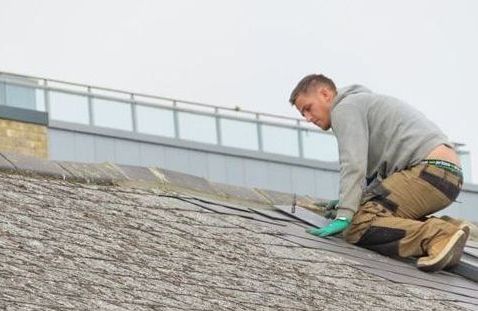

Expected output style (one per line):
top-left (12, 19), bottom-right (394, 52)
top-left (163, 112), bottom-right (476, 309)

top-left (314, 199), bottom-right (339, 219)
top-left (306, 218), bottom-right (351, 237)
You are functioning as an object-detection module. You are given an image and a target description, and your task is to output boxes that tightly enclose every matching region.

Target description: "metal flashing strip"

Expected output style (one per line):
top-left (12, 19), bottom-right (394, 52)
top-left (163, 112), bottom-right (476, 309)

top-left (274, 204), bottom-right (331, 228)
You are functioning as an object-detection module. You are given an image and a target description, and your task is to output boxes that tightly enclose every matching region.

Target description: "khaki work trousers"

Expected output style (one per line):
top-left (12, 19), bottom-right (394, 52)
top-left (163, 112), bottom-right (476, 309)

top-left (343, 162), bottom-right (463, 258)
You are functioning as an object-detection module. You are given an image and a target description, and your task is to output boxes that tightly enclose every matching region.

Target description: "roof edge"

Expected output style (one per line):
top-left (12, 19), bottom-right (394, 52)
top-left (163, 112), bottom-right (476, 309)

top-left (0, 152), bottom-right (317, 208)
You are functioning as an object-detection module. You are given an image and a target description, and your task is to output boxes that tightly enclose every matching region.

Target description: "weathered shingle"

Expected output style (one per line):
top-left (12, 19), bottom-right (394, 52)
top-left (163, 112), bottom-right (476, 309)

top-left (0, 171), bottom-right (476, 310)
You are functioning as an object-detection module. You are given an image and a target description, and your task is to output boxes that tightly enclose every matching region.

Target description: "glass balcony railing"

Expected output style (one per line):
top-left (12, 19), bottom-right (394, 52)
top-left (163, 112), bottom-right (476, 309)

top-left (0, 77), bottom-right (46, 111)
top-left (136, 105), bottom-right (175, 138)
top-left (0, 71), bottom-right (472, 183)
top-left (49, 91), bottom-right (89, 124)
top-left (92, 98), bottom-right (134, 131)
top-left (220, 118), bottom-right (259, 151)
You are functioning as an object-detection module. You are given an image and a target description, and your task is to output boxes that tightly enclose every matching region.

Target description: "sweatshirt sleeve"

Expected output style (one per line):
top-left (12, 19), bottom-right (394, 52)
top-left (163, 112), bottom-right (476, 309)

top-left (331, 102), bottom-right (369, 220)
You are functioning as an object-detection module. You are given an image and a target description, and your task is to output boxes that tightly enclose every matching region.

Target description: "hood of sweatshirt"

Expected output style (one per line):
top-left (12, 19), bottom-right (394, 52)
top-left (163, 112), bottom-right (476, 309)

top-left (332, 85), bottom-right (372, 109)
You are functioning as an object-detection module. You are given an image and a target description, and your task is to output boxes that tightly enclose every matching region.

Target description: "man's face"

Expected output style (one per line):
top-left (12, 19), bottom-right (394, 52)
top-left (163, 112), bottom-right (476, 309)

top-left (294, 86), bottom-right (334, 131)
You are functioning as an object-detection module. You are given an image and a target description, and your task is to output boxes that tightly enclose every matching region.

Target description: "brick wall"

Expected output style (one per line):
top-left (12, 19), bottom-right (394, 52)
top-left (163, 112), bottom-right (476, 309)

top-left (0, 119), bottom-right (48, 158)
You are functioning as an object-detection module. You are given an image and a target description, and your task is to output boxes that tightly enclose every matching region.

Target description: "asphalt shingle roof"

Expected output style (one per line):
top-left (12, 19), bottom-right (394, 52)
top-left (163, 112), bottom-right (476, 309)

top-left (1, 169), bottom-right (478, 311)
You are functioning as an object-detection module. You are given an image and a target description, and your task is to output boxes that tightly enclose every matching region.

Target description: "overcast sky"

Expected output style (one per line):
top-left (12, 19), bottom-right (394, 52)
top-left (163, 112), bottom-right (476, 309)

top-left (1, 0), bottom-right (477, 181)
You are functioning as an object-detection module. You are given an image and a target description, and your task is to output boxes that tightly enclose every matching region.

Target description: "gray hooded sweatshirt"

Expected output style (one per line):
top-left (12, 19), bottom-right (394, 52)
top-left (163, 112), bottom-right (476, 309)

top-left (331, 85), bottom-right (451, 220)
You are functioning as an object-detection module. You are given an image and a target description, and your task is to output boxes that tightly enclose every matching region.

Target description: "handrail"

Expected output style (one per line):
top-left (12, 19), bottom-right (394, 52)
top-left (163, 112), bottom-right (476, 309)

top-left (0, 70), bottom-right (310, 124)
top-left (0, 76), bottom-right (330, 135)
top-left (1, 71), bottom-right (469, 147)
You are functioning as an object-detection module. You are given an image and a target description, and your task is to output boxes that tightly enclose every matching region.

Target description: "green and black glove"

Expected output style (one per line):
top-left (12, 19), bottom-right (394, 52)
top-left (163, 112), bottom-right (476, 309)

top-left (306, 217), bottom-right (351, 237)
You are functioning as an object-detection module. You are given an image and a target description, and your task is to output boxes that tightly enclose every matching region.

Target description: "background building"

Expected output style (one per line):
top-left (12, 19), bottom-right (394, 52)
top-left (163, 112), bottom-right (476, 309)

top-left (1, 71), bottom-right (476, 221)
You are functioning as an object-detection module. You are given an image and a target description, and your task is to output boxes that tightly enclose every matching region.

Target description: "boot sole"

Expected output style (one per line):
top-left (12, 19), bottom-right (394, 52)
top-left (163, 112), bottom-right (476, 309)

top-left (417, 230), bottom-right (466, 272)
top-left (445, 225), bottom-right (470, 269)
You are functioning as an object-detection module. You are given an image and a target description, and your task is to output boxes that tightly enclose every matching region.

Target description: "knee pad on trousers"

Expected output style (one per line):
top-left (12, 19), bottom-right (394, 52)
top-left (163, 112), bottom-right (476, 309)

top-left (355, 226), bottom-right (407, 256)
top-left (343, 202), bottom-right (392, 244)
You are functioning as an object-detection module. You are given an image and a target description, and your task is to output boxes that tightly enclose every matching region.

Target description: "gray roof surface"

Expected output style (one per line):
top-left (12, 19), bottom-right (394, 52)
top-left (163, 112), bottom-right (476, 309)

top-left (1, 170), bottom-right (478, 311)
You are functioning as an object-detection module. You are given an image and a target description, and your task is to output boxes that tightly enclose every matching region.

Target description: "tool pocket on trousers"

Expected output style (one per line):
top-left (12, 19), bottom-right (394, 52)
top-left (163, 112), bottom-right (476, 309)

top-left (419, 169), bottom-right (461, 203)
top-left (344, 202), bottom-right (392, 244)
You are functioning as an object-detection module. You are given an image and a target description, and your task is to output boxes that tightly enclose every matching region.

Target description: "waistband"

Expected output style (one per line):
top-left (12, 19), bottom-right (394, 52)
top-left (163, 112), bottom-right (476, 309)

top-left (421, 159), bottom-right (463, 177)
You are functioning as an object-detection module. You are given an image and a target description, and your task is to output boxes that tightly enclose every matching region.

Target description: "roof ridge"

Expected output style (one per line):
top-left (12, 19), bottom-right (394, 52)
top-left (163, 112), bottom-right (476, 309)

top-left (0, 151), bottom-right (317, 208)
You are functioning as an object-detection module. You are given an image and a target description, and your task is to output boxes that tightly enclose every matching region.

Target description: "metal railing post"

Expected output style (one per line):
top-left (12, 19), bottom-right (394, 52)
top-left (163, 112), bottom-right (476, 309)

top-left (0, 74), bottom-right (6, 106)
top-left (43, 79), bottom-right (50, 114)
top-left (173, 100), bottom-right (180, 139)
top-left (256, 113), bottom-right (263, 152)
top-left (215, 107), bottom-right (222, 145)
top-left (297, 120), bottom-right (304, 158)
top-left (87, 86), bottom-right (94, 126)
top-left (131, 93), bottom-right (138, 132)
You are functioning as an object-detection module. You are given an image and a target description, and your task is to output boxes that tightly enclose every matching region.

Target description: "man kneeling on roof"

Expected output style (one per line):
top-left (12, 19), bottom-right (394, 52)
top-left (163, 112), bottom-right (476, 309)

top-left (289, 74), bottom-right (469, 272)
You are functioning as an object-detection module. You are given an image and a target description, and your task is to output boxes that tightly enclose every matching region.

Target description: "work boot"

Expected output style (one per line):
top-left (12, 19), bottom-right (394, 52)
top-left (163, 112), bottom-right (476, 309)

top-left (440, 216), bottom-right (470, 268)
top-left (417, 229), bottom-right (467, 272)
top-left (440, 215), bottom-right (471, 241)
top-left (422, 215), bottom-right (470, 268)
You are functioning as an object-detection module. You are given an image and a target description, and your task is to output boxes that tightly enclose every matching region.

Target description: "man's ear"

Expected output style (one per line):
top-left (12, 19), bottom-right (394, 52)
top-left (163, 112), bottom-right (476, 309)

top-left (320, 86), bottom-right (333, 100)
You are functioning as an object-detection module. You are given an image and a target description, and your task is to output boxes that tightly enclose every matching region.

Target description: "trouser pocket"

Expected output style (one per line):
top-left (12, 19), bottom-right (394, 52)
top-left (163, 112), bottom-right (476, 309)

top-left (343, 201), bottom-right (392, 244)
top-left (419, 168), bottom-right (462, 202)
